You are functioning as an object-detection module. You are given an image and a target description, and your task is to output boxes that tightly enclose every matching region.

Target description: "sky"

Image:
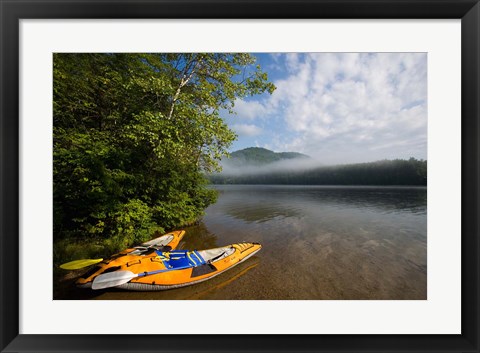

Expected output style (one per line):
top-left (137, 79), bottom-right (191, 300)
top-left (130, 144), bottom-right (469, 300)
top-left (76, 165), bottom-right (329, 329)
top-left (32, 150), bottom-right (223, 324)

top-left (222, 53), bottom-right (427, 165)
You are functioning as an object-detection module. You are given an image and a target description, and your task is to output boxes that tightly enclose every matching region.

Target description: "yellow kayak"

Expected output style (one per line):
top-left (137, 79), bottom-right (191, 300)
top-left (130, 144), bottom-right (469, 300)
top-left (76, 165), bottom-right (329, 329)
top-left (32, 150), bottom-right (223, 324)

top-left (73, 230), bottom-right (185, 278)
top-left (77, 241), bottom-right (261, 291)
top-left (59, 230), bottom-right (185, 271)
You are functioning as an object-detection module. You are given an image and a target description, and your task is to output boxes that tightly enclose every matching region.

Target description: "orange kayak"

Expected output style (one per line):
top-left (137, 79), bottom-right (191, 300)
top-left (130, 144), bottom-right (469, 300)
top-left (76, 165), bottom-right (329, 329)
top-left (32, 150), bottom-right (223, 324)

top-left (77, 241), bottom-right (261, 291)
top-left (115, 230), bottom-right (185, 256)
top-left (75, 230), bottom-right (185, 284)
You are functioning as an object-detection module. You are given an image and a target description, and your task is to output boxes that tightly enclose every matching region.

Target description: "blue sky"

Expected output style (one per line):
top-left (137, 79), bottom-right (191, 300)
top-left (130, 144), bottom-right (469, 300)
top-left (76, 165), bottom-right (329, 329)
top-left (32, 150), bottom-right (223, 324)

top-left (222, 53), bottom-right (427, 165)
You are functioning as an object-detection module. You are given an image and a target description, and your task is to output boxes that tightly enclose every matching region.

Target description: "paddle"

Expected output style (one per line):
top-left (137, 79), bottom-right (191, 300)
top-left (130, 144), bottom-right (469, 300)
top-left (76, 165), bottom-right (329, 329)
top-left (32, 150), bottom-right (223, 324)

top-left (91, 264), bottom-right (194, 290)
top-left (59, 258), bottom-right (103, 270)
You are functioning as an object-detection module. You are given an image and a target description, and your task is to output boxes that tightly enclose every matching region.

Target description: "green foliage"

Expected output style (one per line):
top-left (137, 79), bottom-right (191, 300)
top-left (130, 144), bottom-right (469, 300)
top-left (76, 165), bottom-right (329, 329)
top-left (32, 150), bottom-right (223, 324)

top-left (53, 238), bottom-right (105, 266)
top-left (53, 53), bottom-right (274, 258)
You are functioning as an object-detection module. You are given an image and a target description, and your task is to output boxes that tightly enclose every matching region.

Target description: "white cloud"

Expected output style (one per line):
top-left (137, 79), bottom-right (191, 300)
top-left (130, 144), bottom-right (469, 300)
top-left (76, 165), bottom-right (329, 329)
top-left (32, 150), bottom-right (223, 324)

top-left (284, 53), bottom-right (299, 71)
top-left (233, 99), bottom-right (268, 120)
top-left (232, 123), bottom-right (262, 136)
top-left (263, 53), bottom-right (427, 164)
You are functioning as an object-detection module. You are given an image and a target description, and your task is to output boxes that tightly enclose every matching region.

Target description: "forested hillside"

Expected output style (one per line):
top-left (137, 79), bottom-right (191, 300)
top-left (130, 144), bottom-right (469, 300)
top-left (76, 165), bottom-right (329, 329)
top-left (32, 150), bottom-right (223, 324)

top-left (210, 158), bottom-right (427, 185)
top-left (53, 53), bottom-right (274, 262)
top-left (226, 147), bottom-right (309, 166)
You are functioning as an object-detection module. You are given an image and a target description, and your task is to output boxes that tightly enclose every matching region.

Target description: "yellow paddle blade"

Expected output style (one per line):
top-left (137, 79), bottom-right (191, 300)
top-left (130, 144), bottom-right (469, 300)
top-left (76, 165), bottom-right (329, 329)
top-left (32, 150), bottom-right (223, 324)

top-left (59, 258), bottom-right (103, 270)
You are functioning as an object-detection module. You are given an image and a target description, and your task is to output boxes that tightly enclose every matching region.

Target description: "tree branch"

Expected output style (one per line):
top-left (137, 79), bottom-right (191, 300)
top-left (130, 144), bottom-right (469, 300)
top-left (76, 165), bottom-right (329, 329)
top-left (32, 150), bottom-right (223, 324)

top-left (167, 56), bottom-right (201, 121)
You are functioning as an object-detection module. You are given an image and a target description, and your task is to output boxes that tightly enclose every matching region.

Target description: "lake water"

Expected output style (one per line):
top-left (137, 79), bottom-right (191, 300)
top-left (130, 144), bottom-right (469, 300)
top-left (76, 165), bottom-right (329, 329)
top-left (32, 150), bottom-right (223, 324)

top-left (60, 185), bottom-right (427, 300)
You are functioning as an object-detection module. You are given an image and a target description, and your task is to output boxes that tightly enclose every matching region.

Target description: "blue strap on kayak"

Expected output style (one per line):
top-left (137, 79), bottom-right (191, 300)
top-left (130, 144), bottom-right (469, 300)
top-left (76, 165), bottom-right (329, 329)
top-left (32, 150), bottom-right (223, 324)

top-left (155, 250), bottom-right (206, 270)
top-left (169, 250), bottom-right (188, 258)
top-left (168, 257), bottom-right (190, 269)
top-left (187, 250), bottom-right (206, 266)
top-left (155, 249), bottom-right (188, 256)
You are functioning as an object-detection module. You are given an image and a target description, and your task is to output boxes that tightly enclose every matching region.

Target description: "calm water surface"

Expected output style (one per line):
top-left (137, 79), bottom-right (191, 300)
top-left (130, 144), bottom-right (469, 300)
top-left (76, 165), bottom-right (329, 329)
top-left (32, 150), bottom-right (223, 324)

top-left (59, 185), bottom-right (427, 300)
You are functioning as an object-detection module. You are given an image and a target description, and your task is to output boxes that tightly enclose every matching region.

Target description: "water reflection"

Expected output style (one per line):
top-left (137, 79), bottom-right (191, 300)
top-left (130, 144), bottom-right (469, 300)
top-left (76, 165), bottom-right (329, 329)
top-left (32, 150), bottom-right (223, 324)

top-left (179, 223), bottom-right (218, 250)
top-left (199, 185), bottom-right (427, 300)
top-left (216, 186), bottom-right (426, 225)
top-left (184, 259), bottom-right (259, 300)
top-left (224, 202), bottom-right (302, 223)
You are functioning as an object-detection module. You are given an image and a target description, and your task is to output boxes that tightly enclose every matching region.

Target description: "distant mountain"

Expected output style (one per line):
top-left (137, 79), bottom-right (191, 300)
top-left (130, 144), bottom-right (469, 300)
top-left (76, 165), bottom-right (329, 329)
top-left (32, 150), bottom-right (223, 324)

top-left (225, 147), bottom-right (310, 166)
top-left (211, 147), bottom-right (427, 186)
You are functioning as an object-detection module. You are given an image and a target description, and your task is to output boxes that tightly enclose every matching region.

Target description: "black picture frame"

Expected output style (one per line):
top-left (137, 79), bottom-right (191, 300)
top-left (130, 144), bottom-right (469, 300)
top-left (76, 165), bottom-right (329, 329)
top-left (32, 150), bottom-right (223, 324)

top-left (1, 1), bottom-right (478, 352)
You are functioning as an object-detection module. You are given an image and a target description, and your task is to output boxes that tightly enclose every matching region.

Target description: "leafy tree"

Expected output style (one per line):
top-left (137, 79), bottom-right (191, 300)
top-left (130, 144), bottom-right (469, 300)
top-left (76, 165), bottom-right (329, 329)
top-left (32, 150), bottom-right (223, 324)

top-left (53, 53), bottom-right (274, 256)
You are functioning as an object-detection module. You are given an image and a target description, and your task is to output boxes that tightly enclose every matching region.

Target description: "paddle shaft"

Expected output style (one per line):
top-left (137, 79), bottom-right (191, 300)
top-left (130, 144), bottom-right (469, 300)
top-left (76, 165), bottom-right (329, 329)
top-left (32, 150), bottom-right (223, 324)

top-left (91, 263), bottom-right (199, 289)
